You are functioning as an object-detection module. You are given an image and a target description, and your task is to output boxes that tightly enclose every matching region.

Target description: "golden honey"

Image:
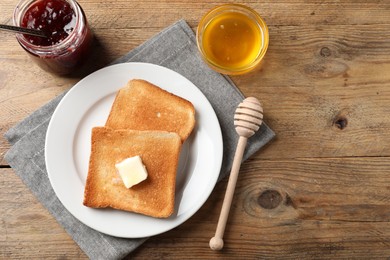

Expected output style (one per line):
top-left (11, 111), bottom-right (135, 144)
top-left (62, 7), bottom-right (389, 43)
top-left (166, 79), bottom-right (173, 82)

top-left (197, 4), bottom-right (268, 75)
top-left (202, 12), bottom-right (262, 69)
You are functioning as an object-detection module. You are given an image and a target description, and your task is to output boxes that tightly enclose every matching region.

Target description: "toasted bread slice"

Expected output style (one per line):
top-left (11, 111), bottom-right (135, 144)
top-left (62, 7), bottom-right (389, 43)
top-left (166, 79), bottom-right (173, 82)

top-left (83, 127), bottom-right (182, 218)
top-left (105, 79), bottom-right (195, 142)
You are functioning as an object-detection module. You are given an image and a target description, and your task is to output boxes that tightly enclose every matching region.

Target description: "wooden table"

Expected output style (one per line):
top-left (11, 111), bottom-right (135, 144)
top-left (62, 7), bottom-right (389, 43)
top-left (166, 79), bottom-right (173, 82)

top-left (1, 0), bottom-right (390, 259)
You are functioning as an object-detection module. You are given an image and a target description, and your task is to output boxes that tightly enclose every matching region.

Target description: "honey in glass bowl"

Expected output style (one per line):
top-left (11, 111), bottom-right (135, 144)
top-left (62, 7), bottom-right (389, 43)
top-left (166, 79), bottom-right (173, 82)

top-left (197, 4), bottom-right (269, 75)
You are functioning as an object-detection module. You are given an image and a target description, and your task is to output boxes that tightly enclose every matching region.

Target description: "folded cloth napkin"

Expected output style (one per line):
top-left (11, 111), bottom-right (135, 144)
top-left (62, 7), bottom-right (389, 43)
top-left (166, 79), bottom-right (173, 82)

top-left (4, 19), bottom-right (275, 259)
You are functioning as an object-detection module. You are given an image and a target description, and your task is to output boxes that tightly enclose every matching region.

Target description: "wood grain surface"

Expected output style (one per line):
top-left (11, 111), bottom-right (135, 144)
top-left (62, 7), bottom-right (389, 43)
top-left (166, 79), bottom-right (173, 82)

top-left (1, 0), bottom-right (390, 259)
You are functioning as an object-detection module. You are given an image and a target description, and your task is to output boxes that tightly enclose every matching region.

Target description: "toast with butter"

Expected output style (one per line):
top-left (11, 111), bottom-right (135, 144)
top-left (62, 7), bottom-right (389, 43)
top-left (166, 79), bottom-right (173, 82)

top-left (83, 127), bottom-right (182, 218)
top-left (105, 79), bottom-right (196, 142)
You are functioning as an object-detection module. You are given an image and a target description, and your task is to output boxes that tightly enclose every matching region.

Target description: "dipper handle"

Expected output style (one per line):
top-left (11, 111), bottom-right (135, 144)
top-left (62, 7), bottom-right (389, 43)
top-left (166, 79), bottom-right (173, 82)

top-left (210, 136), bottom-right (248, 250)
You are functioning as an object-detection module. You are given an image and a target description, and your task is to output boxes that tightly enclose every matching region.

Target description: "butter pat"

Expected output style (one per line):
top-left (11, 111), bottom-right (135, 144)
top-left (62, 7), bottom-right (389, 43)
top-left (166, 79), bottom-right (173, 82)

top-left (115, 156), bottom-right (148, 188)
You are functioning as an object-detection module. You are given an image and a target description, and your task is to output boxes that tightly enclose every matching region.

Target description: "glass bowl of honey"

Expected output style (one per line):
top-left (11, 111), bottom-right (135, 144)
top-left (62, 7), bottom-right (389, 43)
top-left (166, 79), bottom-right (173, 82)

top-left (197, 4), bottom-right (269, 75)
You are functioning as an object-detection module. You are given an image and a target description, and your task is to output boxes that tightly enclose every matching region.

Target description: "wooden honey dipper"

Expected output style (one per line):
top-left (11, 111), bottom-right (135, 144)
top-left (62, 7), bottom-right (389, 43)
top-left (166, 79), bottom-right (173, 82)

top-left (210, 97), bottom-right (263, 251)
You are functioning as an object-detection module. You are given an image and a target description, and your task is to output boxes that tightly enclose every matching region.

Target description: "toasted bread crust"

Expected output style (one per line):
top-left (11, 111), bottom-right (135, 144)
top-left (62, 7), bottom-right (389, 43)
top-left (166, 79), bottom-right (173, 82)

top-left (83, 127), bottom-right (182, 218)
top-left (105, 79), bottom-right (195, 142)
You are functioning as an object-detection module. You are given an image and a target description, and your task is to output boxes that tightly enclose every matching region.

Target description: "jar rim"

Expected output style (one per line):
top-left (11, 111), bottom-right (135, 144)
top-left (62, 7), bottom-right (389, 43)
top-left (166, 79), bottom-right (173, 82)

top-left (13, 0), bottom-right (83, 55)
top-left (196, 4), bottom-right (269, 75)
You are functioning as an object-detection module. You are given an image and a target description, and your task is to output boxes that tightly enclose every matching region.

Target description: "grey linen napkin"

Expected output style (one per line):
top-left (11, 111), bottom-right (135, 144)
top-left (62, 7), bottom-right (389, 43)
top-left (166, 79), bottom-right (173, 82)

top-left (4, 20), bottom-right (275, 259)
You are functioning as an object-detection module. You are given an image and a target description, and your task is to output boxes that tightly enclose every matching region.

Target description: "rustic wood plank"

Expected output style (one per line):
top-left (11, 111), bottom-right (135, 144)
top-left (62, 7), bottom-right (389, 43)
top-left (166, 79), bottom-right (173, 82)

top-left (78, 1), bottom-right (390, 29)
top-left (3, 1), bottom-right (390, 29)
top-left (2, 156), bottom-right (390, 259)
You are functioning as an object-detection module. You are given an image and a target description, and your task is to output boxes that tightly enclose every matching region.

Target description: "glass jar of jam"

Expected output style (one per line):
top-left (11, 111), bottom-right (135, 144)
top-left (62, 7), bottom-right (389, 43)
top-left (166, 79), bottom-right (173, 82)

top-left (13, 0), bottom-right (93, 75)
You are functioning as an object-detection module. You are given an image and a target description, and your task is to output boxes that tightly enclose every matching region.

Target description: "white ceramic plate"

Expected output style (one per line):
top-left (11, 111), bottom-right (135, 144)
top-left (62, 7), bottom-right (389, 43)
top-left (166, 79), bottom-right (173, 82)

top-left (45, 62), bottom-right (223, 238)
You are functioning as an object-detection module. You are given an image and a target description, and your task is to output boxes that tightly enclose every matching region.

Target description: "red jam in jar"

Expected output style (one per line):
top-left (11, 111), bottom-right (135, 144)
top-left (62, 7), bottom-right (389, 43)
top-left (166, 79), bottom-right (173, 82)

top-left (21, 0), bottom-right (76, 46)
top-left (13, 0), bottom-right (93, 75)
